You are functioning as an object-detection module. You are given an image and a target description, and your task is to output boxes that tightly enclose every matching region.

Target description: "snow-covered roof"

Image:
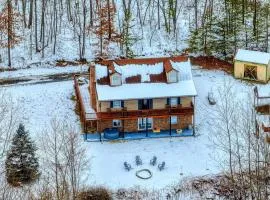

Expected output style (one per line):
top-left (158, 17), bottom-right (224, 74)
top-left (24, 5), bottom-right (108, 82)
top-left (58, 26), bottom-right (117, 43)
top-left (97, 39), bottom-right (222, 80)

top-left (113, 62), bottom-right (164, 82)
top-left (235, 49), bottom-right (270, 65)
top-left (95, 60), bottom-right (197, 101)
top-left (257, 85), bottom-right (270, 98)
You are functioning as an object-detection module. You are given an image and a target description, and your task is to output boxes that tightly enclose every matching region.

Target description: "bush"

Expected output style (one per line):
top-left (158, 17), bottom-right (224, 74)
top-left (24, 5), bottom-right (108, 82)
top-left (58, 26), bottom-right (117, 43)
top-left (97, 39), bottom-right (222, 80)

top-left (77, 187), bottom-right (112, 200)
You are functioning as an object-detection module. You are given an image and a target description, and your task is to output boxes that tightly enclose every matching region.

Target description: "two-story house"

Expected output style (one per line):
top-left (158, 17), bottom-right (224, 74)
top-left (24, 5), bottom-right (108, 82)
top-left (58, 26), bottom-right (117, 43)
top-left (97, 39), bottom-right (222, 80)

top-left (83, 56), bottom-right (197, 138)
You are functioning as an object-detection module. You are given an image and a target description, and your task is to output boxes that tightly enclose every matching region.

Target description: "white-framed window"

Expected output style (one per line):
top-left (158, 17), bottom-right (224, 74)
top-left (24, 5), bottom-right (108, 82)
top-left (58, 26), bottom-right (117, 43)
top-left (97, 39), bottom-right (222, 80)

top-left (170, 97), bottom-right (178, 106)
top-left (112, 100), bottom-right (121, 108)
top-left (167, 70), bottom-right (178, 83)
top-left (170, 116), bottom-right (178, 124)
top-left (138, 118), bottom-right (153, 130)
top-left (112, 119), bottom-right (121, 127)
top-left (111, 74), bottom-right (121, 86)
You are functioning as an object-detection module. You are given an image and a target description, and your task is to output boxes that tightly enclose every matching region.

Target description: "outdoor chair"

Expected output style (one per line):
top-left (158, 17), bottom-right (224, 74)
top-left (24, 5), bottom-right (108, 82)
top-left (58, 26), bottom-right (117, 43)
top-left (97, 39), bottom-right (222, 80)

top-left (124, 162), bottom-right (132, 171)
top-left (150, 156), bottom-right (157, 166)
top-left (135, 155), bottom-right (142, 166)
top-left (158, 161), bottom-right (165, 171)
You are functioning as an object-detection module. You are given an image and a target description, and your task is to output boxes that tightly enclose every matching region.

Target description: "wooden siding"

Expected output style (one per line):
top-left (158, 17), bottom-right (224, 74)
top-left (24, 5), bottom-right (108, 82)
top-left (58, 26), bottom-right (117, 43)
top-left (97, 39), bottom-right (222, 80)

top-left (98, 101), bottom-right (110, 112)
top-left (153, 98), bottom-right (166, 109)
top-left (234, 60), bottom-right (268, 82)
top-left (181, 97), bottom-right (192, 107)
top-left (97, 97), bottom-right (193, 112)
top-left (125, 100), bottom-right (138, 110)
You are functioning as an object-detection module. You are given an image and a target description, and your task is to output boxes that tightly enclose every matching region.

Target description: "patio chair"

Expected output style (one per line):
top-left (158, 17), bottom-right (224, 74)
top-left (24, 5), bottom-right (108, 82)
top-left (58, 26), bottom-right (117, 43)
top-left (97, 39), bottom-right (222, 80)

top-left (135, 155), bottom-right (142, 166)
top-left (150, 156), bottom-right (157, 166)
top-left (124, 162), bottom-right (132, 171)
top-left (158, 161), bottom-right (165, 171)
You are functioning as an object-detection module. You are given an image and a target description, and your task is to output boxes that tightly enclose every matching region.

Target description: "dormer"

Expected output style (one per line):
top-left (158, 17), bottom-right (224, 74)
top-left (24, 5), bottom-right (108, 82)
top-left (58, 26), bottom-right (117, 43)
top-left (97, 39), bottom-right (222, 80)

top-left (166, 69), bottom-right (179, 83)
top-left (164, 60), bottom-right (179, 83)
top-left (110, 72), bottom-right (122, 86)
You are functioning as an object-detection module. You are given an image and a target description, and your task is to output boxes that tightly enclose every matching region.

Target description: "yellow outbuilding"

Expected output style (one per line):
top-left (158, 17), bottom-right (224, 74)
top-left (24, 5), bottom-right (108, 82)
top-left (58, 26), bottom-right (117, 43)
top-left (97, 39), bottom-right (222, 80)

top-left (234, 49), bottom-right (270, 83)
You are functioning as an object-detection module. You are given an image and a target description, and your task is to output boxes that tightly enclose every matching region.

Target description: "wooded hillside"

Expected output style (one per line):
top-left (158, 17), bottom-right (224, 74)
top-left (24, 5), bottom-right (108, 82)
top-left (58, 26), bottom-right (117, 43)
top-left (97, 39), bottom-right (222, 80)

top-left (0, 0), bottom-right (269, 68)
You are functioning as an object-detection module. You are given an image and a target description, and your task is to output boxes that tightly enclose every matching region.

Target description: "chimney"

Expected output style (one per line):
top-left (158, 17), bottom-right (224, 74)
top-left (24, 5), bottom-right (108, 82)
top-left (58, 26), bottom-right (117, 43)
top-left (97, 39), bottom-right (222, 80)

top-left (89, 62), bottom-right (97, 111)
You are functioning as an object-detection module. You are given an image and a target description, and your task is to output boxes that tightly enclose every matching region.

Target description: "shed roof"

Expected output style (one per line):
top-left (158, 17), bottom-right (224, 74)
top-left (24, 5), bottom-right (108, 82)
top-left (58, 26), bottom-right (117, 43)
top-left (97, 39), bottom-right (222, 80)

top-left (235, 49), bottom-right (270, 65)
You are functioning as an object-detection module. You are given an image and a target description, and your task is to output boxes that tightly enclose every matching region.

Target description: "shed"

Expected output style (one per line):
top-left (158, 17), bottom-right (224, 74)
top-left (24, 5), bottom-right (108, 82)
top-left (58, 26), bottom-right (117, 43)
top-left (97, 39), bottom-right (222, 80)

top-left (234, 49), bottom-right (270, 83)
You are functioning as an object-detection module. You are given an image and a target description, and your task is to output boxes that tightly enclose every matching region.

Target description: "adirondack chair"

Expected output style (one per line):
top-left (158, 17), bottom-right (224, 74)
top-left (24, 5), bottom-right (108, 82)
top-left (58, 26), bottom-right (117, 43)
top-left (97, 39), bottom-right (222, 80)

top-left (158, 161), bottom-right (165, 171)
top-left (135, 155), bottom-right (142, 166)
top-left (124, 162), bottom-right (132, 171)
top-left (150, 156), bottom-right (157, 166)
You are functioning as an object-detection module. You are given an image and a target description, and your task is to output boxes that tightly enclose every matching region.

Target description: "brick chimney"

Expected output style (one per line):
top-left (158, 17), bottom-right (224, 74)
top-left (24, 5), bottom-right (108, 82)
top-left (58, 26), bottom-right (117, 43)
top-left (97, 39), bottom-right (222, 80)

top-left (89, 62), bottom-right (97, 111)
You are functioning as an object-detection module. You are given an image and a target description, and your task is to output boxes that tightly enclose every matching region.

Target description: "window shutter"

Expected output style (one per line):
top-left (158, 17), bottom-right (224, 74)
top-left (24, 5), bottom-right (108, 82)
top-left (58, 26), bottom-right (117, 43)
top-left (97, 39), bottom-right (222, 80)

top-left (167, 98), bottom-right (170, 105)
top-left (149, 99), bottom-right (153, 109)
top-left (138, 100), bottom-right (143, 110)
top-left (177, 97), bottom-right (181, 104)
top-left (110, 101), bottom-right (113, 108)
top-left (121, 100), bottom-right (124, 108)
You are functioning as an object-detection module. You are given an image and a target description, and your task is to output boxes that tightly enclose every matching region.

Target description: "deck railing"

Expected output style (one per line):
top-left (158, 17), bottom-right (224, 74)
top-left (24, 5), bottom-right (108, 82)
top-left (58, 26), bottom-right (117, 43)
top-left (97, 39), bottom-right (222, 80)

top-left (96, 104), bottom-right (194, 120)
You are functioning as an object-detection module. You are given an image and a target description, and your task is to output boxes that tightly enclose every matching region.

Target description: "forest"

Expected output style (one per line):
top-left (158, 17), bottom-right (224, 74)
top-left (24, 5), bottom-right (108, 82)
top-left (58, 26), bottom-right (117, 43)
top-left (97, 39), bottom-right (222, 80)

top-left (0, 0), bottom-right (269, 68)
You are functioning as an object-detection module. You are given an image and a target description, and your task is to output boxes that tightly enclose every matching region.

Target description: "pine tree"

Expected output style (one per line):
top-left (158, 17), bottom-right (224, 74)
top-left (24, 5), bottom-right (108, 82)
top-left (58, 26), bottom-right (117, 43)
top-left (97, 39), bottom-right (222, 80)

top-left (5, 123), bottom-right (39, 186)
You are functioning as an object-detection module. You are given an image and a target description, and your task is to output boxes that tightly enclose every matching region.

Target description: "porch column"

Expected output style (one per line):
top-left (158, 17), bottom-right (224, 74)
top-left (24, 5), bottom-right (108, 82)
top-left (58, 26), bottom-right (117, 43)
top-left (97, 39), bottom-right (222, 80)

top-left (97, 120), bottom-right (102, 142)
top-left (169, 116), bottom-right (172, 136)
top-left (146, 117), bottom-right (148, 137)
top-left (122, 119), bottom-right (125, 138)
top-left (193, 96), bottom-right (196, 136)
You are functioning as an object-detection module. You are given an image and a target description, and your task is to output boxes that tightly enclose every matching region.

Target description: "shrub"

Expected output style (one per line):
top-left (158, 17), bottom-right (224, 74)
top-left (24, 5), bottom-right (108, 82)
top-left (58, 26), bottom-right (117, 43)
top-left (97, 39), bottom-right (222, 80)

top-left (77, 187), bottom-right (112, 200)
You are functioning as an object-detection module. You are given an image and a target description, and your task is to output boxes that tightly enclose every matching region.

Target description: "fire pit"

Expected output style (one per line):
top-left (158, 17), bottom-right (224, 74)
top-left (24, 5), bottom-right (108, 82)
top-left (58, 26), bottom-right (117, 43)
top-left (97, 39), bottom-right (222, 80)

top-left (135, 169), bottom-right (152, 179)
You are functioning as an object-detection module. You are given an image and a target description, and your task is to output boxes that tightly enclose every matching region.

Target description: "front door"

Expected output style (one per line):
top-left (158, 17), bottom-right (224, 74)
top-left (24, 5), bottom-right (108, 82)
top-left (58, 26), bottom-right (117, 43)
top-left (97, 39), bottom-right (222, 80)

top-left (138, 118), bottom-right (153, 130)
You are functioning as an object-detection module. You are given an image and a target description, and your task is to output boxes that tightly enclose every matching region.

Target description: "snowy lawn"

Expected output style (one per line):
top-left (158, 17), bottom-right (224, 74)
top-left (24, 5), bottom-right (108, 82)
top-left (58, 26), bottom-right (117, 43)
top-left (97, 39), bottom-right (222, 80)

top-left (2, 67), bottom-right (269, 190)
top-left (0, 65), bottom-right (89, 79)
top-left (2, 80), bottom-right (80, 136)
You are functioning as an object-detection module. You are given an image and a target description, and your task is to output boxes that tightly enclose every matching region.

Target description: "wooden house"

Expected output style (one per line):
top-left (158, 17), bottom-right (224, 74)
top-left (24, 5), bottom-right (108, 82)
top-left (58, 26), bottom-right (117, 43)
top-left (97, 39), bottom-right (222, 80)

top-left (234, 49), bottom-right (270, 83)
top-left (75, 56), bottom-right (197, 138)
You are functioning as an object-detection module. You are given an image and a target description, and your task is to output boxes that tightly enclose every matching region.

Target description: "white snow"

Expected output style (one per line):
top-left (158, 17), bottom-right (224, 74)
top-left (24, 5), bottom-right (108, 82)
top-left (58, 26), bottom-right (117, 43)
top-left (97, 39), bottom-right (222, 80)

top-left (114, 62), bottom-right (164, 82)
top-left (79, 82), bottom-right (97, 119)
top-left (235, 49), bottom-right (270, 65)
top-left (96, 64), bottom-right (109, 80)
top-left (0, 65), bottom-right (89, 79)
top-left (3, 80), bottom-right (80, 136)
top-left (96, 80), bottom-right (197, 101)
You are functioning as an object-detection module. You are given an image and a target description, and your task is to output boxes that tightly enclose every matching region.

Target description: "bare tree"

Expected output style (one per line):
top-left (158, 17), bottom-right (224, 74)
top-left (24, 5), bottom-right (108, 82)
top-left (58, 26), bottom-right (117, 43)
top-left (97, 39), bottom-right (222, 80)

top-left (39, 119), bottom-right (89, 200)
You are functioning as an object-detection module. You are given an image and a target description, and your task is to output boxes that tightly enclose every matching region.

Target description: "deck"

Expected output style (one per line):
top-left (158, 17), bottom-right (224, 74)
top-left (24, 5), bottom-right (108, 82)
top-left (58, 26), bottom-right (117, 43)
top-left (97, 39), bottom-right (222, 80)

top-left (83, 129), bottom-right (194, 142)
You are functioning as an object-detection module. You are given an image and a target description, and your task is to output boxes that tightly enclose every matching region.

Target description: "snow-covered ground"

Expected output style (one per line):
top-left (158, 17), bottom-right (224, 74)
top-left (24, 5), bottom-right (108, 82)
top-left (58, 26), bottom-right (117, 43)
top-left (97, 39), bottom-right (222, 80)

top-left (3, 80), bottom-right (80, 137)
top-left (0, 65), bottom-right (89, 79)
top-left (2, 67), bottom-right (269, 190)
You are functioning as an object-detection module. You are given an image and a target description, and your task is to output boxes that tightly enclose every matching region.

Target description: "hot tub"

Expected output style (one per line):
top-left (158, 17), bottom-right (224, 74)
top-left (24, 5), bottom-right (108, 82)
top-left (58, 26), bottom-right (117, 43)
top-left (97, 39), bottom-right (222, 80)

top-left (103, 128), bottom-right (119, 139)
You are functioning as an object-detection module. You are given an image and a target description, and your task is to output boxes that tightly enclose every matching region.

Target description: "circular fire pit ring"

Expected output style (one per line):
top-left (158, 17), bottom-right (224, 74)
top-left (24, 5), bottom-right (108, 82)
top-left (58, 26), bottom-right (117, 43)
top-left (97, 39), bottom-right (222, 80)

top-left (135, 169), bottom-right (152, 180)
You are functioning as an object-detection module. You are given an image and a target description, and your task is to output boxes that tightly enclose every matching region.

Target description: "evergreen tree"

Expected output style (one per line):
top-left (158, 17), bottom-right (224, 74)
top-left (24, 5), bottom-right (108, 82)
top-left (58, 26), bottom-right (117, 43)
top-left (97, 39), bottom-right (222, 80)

top-left (5, 123), bottom-right (39, 186)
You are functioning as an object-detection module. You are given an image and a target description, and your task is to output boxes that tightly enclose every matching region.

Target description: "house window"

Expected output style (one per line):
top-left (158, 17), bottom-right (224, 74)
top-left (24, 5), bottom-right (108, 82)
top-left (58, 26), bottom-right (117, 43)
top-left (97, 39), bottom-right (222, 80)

top-left (170, 98), bottom-right (178, 106)
top-left (112, 120), bottom-right (121, 127)
top-left (167, 71), bottom-right (178, 83)
top-left (138, 118), bottom-right (153, 130)
top-left (244, 65), bottom-right (257, 80)
top-left (167, 97), bottom-right (180, 107)
top-left (112, 100), bottom-right (121, 108)
top-left (138, 99), bottom-right (153, 110)
top-left (170, 116), bottom-right (178, 124)
top-left (111, 74), bottom-right (121, 86)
